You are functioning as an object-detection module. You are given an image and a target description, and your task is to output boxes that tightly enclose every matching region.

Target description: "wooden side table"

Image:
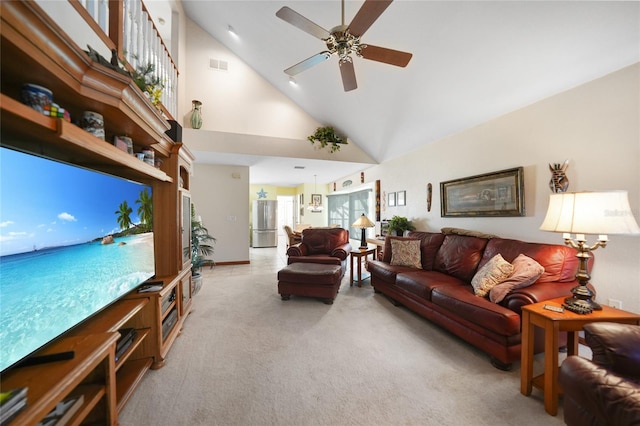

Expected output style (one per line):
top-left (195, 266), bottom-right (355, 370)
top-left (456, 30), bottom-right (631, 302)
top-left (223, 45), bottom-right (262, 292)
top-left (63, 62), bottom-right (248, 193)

top-left (520, 297), bottom-right (640, 416)
top-left (350, 247), bottom-right (376, 287)
top-left (366, 238), bottom-right (385, 259)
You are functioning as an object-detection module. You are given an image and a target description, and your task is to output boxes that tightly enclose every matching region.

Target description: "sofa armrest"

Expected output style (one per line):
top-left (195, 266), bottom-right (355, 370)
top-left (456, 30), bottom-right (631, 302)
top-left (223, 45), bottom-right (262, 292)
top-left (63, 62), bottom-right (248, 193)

top-left (330, 242), bottom-right (352, 261)
top-left (286, 243), bottom-right (308, 257)
top-left (559, 356), bottom-right (640, 426)
top-left (500, 281), bottom-right (576, 314)
top-left (585, 322), bottom-right (640, 378)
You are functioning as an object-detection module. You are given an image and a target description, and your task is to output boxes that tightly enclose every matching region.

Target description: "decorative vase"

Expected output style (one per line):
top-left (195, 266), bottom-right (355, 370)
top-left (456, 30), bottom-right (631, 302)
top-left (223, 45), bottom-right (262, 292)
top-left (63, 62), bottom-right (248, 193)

top-left (190, 100), bottom-right (203, 129)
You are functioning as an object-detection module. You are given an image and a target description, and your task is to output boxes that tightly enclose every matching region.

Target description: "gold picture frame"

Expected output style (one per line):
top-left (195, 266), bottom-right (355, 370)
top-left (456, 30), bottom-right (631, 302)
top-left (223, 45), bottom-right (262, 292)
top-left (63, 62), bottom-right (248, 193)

top-left (440, 167), bottom-right (525, 217)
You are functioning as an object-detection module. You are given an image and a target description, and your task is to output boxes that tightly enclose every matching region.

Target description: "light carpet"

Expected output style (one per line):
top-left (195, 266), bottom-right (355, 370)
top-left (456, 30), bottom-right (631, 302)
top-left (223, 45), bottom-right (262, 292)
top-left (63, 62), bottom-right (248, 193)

top-left (119, 270), bottom-right (564, 426)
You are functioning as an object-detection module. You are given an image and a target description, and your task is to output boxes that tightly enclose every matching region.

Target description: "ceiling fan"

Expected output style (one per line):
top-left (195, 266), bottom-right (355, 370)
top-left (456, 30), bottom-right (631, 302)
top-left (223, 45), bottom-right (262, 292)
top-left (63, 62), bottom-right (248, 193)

top-left (276, 0), bottom-right (412, 92)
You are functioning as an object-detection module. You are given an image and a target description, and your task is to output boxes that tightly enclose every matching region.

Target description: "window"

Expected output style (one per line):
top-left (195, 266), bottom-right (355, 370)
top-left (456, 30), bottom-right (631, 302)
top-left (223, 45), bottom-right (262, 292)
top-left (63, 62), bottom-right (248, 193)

top-left (328, 188), bottom-right (372, 239)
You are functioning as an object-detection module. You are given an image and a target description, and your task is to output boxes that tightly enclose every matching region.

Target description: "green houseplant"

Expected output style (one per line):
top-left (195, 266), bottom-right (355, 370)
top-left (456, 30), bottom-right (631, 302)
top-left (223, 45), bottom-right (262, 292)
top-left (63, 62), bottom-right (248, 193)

top-left (307, 126), bottom-right (347, 153)
top-left (387, 215), bottom-right (415, 236)
top-left (188, 205), bottom-right (215, 294)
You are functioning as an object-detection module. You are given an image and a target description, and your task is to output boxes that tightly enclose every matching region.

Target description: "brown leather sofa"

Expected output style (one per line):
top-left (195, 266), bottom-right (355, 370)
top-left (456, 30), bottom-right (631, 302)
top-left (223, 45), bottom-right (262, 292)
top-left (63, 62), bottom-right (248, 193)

top-left (367, 229), bottom-right (587, 369)
top-left (559, 322), bottom-right (640, 426)
top-left (286, 227), bottom-right (352, 276)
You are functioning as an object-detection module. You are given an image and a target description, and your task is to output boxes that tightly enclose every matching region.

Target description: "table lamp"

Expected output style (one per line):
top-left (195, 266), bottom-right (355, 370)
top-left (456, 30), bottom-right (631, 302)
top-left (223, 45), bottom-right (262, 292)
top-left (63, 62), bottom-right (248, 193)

top-left (352, 213), bottom-right (375, 249)
top-left (539, 191), bottom-right (640, 314)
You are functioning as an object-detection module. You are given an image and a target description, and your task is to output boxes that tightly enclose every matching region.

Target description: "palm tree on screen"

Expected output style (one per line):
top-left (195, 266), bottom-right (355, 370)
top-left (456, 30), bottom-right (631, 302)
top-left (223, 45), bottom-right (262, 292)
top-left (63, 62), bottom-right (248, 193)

top-left (115, 200), bottom-right (133, 230)
top-left (136, 188), bottom-right (153, 231)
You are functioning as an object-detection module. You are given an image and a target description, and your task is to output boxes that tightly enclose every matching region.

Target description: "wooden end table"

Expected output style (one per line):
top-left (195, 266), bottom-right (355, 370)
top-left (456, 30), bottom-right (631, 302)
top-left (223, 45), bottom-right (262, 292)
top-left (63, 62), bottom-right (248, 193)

top-left (350, 247), bottom-right (376, 287)
top-left (520, 296), bottom-right (640, 416)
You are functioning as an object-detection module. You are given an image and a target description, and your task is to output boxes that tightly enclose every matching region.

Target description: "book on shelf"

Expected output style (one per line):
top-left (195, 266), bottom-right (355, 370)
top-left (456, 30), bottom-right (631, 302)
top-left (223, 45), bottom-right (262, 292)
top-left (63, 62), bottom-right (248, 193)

top-left (37, 394), bottom-right (84, 426)
top-left (0, 387), bottom-right (28, 426)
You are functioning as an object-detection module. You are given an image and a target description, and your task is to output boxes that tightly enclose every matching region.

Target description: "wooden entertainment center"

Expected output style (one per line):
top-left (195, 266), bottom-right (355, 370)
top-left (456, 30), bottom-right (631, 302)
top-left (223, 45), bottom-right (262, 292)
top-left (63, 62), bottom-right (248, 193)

top-left (0, 2), bottom-right (194, 424)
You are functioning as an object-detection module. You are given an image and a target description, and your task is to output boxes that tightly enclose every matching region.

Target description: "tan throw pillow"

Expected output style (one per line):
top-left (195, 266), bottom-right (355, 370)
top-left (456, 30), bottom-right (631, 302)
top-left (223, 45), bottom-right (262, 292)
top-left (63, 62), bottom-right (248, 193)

top-left (390, 239), bottom-right (422, 269)
top-left (490, 254), bottom-right (545, 303)
top-left (471, 254), bottom-right (514, 297)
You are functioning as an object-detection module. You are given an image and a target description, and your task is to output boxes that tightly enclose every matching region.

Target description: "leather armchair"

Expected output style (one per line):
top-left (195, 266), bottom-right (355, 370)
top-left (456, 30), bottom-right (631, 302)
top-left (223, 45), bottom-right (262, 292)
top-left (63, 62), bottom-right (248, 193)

top-left (559, 322), bottom-right (640, 426)
top-left (286, 228), bottom-right (351, 275)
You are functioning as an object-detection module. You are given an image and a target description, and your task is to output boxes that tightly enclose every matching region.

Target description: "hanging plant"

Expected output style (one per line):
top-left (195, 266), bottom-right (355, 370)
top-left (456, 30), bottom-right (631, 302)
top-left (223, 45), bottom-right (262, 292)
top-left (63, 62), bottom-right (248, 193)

top-left (307, 126), bottom-right (347, 153)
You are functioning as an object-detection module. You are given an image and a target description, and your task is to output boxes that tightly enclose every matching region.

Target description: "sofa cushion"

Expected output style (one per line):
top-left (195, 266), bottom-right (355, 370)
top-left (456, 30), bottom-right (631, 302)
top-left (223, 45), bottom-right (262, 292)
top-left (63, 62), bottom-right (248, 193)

top-left (390, 239), bottom-right (422, 268)
top-left (396, 270), bottom-right (467, 301)
top-left (431, 285), bottom-right (521, 336)
top-left (406, 231), bottom-right (446, 270)
top-left (433, 234), bottom-right (489, 282)
top-left (367, 260), bottom-right (415, 285)
top-left (479, 237), bottom-right (583, 283)
top-left (383, 236), bottom-right (408, 263)
top-left (489, 254), bottom-right (545, 303)
top-left (471, 254), bottom-right (514, 297)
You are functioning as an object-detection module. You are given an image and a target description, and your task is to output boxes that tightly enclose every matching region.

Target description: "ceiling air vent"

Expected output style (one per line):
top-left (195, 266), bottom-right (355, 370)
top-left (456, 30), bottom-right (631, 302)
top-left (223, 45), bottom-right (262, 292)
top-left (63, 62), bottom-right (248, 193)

top-left (209, 58), bottom-right (228, 71)
top-left (294, 166), bottom-right (305, 169)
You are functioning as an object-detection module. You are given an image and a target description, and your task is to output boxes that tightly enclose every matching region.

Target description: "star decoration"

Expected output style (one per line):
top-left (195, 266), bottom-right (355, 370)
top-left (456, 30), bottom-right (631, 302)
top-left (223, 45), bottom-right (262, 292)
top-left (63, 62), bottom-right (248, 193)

top-left (257, 188), bottom-right (267, 199)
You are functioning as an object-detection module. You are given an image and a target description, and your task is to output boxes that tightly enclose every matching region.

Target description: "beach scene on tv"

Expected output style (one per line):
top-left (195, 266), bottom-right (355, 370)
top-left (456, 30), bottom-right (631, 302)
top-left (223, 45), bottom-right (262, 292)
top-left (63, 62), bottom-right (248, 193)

top-left (0, 147), bottom-right (155, 372)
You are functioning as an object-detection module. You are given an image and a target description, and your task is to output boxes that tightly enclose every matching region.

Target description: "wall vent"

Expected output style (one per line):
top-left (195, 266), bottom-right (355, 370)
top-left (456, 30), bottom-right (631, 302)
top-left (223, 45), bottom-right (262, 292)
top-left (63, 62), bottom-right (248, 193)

top-left (209, 58), bottom-right (228, 71)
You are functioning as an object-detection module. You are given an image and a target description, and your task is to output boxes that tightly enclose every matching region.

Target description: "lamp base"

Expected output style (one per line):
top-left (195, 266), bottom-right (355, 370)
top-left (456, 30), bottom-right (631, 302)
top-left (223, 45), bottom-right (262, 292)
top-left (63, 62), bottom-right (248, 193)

top-left (359, 228), bottom-right (367, 250)
top-left (563, 284), bottom-right (602, 314)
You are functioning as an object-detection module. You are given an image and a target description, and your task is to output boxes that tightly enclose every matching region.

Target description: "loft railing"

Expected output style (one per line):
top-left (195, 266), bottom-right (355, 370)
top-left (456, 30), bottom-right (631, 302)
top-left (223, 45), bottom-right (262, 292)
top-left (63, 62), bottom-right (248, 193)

top-left (70, 0), bottom-right (178, 119)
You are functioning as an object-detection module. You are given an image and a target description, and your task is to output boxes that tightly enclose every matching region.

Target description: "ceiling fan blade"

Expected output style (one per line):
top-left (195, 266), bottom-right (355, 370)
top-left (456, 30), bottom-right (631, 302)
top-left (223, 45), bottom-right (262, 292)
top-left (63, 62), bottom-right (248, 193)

top-left (347, 0), bottom-right (393, 38)
top-left (276, 6), bottom-right (331, 40)
top-left (360, 44), bottom-right (412, 67)
top-left (284, 52), bottom-right (332, 76)
top-left (339, 59), bottom-right (357, 92)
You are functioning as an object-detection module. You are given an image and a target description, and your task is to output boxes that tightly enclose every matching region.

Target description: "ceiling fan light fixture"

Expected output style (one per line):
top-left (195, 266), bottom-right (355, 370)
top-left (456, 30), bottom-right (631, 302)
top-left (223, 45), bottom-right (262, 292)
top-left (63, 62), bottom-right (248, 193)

top-left (276, 0), bottom-right (413, 92)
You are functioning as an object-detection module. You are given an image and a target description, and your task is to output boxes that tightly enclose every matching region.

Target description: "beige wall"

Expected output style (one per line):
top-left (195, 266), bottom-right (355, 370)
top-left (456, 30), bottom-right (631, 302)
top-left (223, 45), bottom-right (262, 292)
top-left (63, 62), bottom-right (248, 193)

top-left (333, 64), bottom-right (640, 313)
top-left (191, 164), bottom-right (250, 263)
top-left (182, 19), bottom-right (319, 139)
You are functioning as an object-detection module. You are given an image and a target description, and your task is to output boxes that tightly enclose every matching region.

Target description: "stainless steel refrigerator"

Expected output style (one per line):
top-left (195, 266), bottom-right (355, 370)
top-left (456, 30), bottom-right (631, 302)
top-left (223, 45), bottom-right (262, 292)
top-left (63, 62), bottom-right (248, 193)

top-left (252, 200), bottom-right (278, 247)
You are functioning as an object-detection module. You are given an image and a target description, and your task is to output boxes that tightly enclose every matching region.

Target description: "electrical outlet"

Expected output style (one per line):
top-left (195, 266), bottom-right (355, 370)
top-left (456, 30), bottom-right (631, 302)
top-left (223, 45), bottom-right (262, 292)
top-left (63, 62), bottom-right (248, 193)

top-left (608, 299), bottom-right (622, 309)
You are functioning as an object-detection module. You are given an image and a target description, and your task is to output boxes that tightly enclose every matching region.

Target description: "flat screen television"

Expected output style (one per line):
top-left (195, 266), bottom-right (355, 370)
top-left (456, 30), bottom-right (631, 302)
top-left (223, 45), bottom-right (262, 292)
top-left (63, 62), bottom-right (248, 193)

top-left (0, 146), bottom-right (155, 372)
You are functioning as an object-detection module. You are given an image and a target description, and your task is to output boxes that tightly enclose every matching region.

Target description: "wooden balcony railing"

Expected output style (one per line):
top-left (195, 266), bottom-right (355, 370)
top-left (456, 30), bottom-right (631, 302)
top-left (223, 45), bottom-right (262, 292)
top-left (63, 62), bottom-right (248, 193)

top-left (70, 0), bottom-right (178, 120)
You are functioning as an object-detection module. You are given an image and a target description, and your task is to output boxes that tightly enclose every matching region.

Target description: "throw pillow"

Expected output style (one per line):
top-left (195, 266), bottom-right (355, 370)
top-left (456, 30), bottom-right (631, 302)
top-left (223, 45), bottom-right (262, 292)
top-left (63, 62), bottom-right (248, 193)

top-left (390, 239), bottom-right (422, 269)
top-left (471, 254), bottom-right (514, 297)
top-left (490, 254), bottom-right (545, 303)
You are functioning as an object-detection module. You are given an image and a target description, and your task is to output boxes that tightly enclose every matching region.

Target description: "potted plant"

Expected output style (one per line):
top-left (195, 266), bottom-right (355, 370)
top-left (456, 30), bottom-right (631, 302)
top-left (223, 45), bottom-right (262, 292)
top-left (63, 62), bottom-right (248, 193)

top-left (189, 205), bottom-right (215, 295)
top-left (307, 126), bottom-right (348, 153)
top-left (387, 215), bottom-right (415, 236)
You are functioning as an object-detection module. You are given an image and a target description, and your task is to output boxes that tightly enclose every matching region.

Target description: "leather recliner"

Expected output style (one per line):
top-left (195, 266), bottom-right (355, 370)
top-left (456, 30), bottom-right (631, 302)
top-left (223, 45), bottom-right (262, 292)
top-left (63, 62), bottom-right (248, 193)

top-left (286, 227), bottom-right (351, 276)
top-left (559, 322), bottom-right (640, 426)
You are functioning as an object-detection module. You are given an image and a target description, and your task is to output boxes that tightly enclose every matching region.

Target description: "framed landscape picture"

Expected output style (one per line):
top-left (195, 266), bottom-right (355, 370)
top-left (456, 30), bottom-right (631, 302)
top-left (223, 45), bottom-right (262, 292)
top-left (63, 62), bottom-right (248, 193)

top-left (440, 167), bottom-right (525, 217)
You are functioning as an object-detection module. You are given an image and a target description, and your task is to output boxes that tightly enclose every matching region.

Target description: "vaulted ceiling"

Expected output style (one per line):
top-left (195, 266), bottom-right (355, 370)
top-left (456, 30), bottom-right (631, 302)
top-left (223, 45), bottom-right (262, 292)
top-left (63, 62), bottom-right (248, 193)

top-left (161, 1), bottom-right (639, 185)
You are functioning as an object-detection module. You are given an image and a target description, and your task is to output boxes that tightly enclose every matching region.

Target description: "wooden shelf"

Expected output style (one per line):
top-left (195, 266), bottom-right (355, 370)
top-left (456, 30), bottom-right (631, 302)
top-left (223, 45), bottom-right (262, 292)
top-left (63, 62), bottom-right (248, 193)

top-left (0, 2), bottom-right (195, 423)
top-left (69, 384), bottom-right (106, 426)
top-left (0, 333), bottom-right (118, 425)
top-left (70, 298), bottom-right (150, 336)
top-left (115, 357), bottom-right (153, 412)
top-left (115, 328), bottom-right (151, 371)
top-left (0, 1), bottom-right (174, 158)
top-left (0, 94), bottom-right (171, 184)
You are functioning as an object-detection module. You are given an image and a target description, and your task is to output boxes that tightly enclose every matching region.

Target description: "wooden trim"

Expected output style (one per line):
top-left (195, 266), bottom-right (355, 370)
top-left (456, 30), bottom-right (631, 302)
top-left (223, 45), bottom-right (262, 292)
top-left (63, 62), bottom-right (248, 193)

top-left (68, 0), bottom-right (116, 51)
top-left (215, 261), bottom-right (251, 266)
top-left (108, 0), bottom-right (123, 54)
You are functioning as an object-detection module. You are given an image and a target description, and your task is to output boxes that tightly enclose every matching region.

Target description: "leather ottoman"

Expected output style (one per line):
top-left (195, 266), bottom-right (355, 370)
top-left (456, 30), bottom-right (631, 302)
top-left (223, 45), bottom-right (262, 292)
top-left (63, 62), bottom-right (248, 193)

top-left (278, 263), bottom-right (343, 304)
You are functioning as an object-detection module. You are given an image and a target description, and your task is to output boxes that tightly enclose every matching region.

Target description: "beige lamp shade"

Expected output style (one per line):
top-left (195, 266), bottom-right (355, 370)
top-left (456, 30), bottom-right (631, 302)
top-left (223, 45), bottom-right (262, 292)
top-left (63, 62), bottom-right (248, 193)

top-left (352, 214), bottom-right (375, 228)
top-left (540, 191), bottom-right (640, 235)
